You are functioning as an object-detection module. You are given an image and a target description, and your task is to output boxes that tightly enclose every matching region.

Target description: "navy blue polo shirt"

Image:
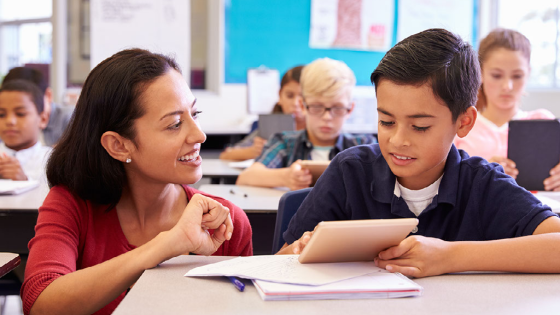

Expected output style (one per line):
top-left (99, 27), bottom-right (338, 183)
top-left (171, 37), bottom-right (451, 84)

top-left (284, 144), bottom-right (557, 244)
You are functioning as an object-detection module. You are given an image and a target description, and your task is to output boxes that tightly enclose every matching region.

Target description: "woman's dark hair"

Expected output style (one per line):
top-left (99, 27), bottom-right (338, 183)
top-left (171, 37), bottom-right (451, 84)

top-left (272, 65), bottom-right (304, 113)
top-left (0, 79), bottom-right (45, 113)
top-left (47, 48), bottom-right (180, 205)
top-left (371, 28), bottom-right (480, 122)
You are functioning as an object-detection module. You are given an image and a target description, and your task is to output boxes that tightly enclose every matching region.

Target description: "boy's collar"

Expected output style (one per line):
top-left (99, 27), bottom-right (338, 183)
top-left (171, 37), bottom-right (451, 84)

top-left (302, 130), bottom-right (345, 150)
top-left (369, 144), bottom-right (460, 209)
top-left (0, 141), bottom-right (42, 155)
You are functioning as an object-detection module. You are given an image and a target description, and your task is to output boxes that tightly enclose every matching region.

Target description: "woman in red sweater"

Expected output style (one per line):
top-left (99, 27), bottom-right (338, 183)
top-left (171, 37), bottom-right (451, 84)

top-left (21, 49), bottom-right (253, 315)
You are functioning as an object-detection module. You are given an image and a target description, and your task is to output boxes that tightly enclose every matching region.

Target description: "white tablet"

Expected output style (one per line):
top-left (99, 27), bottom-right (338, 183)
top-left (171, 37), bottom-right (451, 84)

top-left (298, 218), bottom-right (419, 264)
top-left (300, 160), bottom-right (330, 186)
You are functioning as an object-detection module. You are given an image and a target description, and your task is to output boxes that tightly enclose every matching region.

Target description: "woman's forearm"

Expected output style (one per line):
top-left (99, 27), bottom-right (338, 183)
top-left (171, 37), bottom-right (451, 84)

top-left (30, 231), bottom-right (177, 315)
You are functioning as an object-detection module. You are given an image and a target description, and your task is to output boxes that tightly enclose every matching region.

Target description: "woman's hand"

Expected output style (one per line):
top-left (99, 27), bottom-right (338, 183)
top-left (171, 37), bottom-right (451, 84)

top-left (544, 162), bottom-right (560, 191)
top-left (374, 236), bottom-right (454, 278)
top-left (489, 156), bottom-right (518, 179)
top-left (168, 194), bottom-right (233, 256)
top-left (283, 160), bottom-right (312, 191)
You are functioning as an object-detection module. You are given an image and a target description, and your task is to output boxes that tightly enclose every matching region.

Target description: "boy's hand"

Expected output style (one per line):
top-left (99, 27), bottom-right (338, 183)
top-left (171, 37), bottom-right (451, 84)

top-left (276, 225), bottom-right (318, 255)
top-left (544, 162), bottom-right (560, 191)
top-left (0, 154), bottom-right (28, 181)
top-left (489, 156), bottom-right (518, 179)
top-left (284, 160), bottom-right (312, 190)
top-left (374, 235), bottom-right (453, 278)
top-left (249, 136), bottom-right (266, 158)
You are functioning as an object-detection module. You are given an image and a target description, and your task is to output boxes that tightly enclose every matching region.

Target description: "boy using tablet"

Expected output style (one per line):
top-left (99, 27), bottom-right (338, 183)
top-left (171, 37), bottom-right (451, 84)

top-left (279, 29), bottom-right (560, 277)
top-left (236, 58), bottom-right (376, 190)
top-left (0, 80), bottom-right (51, 181)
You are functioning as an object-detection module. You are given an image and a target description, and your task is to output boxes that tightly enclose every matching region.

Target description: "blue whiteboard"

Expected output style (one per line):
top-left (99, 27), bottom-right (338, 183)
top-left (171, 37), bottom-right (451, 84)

top-left (225, 0), bottom-right (478, 86)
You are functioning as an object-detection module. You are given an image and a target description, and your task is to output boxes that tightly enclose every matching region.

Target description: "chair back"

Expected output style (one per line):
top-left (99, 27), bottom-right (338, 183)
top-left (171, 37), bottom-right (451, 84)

top-left (272, 187), bottom-right (312, 254)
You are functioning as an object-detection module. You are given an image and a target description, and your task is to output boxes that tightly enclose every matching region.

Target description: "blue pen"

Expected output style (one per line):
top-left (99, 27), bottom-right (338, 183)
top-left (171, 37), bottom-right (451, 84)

top-left (226, 276), bottom-right (245, 292)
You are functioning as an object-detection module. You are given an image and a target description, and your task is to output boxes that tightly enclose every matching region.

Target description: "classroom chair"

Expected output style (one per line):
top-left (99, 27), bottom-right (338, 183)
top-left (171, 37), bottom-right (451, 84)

top-left (271, 187), bottom-right (313, 254)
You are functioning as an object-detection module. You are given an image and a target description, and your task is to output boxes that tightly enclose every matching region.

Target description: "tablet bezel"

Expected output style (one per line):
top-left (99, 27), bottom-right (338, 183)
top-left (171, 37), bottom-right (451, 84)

top-left (298, 218), bottom-right (419, 264)
top-left (300, 160), bottom-right (329, 185)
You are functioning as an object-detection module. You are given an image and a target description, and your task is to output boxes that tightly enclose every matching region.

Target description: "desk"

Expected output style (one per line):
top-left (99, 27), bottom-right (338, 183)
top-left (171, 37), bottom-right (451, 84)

top-left (114, 255), bottom-right (560, 315)
top-left (201, 159), bottom-right (243, 184)
top-left (0, 185), bottom-right (49, 254)
top-left (199, 184), bottom-right (287, 255)
top-left (0, 253), bottom-right (20, 278)
top-left (198, 184), bottom-right (287, 214)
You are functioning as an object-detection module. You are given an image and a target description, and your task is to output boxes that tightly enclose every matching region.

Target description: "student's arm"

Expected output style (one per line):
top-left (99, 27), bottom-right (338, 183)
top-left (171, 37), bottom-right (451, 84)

top-left (219, 136), bottom-right (266, 161)
top-left (375, 217), bottom-right (560, 278)
top-left (236, 160), bottom-right (312, 190)
top-left (27, 193), bottom-right (232, 315)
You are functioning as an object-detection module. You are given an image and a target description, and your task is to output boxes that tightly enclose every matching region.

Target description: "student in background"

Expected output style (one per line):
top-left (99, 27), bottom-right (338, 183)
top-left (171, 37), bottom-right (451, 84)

top-left (0, 80), bottom-right (51, 181)
top-left (454, 28), bottom-right (560, 190)
top-left (236, 58), bottom-right (376, 190)
top-left (22, 49), bottom-right (252, 315)
top-left (3, 66), bottom-right (74, 146)
top-left (279, 29), bottom-right (560, 277)
top-left (219, 65), bottom-right (305, 161)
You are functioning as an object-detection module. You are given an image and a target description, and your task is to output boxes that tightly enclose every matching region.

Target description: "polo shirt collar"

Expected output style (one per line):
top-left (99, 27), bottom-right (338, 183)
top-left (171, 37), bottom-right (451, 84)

top-left (369, 144), bottom-right (461, 209)
top-left (302, 131), bottom-right (345, 151)
top-left (0, 141), bottom-right (42, 158)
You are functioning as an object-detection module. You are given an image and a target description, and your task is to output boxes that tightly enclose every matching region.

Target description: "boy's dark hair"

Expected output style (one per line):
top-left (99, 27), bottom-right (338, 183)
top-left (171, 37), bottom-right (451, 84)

top-left (0, 79), bottom-right (45, 113)
top-left (370, 28), bottom-right (480, 122)
top-left (47, 48), bottom-right (181, 205)
top-left (3, 67), bottom-right (48, 95)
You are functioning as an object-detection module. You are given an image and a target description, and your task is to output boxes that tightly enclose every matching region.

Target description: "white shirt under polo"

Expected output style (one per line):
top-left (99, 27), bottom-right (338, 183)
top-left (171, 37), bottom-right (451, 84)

top-left (394, 175), bottom-right (443, 217)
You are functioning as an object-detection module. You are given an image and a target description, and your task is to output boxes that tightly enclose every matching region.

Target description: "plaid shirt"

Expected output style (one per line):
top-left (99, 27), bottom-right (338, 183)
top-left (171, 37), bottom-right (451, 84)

top-left (256, 130), bottom-right (377, 168)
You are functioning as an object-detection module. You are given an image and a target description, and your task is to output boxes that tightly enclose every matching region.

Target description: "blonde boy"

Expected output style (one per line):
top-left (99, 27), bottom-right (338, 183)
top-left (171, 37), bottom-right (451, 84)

top-left (236, 58), bottom-right (375, 190)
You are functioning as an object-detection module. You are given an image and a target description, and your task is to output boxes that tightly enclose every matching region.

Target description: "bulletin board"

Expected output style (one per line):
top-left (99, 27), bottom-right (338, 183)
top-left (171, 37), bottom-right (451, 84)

top-left (225, 0), bottom-right (479, 86)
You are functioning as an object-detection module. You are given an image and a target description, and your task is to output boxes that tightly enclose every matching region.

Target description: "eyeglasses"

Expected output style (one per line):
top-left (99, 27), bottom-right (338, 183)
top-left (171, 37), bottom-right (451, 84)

top-left (304, 103), bottom-right (350, 117)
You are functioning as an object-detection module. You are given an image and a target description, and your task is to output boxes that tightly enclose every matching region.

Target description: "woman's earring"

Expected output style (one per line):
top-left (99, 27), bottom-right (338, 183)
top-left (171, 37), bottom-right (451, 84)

top-left (125, 158), bottom-right (132, 164)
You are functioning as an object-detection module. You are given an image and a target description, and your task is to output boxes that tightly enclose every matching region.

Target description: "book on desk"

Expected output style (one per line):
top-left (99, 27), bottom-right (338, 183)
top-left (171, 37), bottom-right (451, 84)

top-left (253, 272), bottom-right (422, 301)
top-left (0, 179), bottom-right (39, 195)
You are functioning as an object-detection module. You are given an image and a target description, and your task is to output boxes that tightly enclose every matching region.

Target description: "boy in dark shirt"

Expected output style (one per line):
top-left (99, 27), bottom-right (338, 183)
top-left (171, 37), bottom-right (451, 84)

top-left (279, 29), bottom-right (560, 278)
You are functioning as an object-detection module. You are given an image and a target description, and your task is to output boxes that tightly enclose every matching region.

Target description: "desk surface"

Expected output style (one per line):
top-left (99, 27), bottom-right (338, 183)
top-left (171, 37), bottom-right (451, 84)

top-left (199, 184), bottom-right (287, 213)
top-left (0, 184), bottom-right (49, 213)
top-left (201, 159), bottom-right (242, 178)
top-left (114, 255), bottom-right (560, 315)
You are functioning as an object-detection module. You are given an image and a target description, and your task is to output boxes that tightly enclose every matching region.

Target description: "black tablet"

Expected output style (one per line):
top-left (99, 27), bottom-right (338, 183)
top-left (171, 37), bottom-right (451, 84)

top-left (258, 114), bottom-right (295, 140)
top-left (508, 119), bottom-right (560, 191)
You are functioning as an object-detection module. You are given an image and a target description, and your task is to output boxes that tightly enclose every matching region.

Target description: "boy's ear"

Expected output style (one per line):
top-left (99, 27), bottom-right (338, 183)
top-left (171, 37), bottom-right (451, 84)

top-left (456, 106), bottom-right (477, 138)
top-left (346, 101), bottom-right (355, 115)
top-left (38, 110), bottom-right (49, 130)
top-left (100, 131), bottom-right (134, 163)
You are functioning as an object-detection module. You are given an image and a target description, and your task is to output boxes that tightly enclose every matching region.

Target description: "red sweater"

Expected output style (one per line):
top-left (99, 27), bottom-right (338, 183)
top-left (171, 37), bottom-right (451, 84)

top-left (21, 185), bottom-right (253, 315)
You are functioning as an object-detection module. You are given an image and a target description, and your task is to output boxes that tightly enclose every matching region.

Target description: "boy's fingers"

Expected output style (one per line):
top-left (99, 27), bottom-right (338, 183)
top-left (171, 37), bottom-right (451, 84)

top-left (378, 239), bottom-right (413, 260)
top-left (385, 264), bottom-right (420, 277)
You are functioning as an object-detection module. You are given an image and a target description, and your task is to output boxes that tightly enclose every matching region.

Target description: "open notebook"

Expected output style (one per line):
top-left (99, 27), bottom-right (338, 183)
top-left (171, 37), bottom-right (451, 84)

top-left (253, 272), bottom-right (422, 301)
top-left (0, 179), bottom-right (39, 195)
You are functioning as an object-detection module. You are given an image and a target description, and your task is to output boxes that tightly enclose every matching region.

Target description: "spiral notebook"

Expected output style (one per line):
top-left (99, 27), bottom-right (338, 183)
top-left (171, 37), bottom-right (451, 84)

top-left (252, 271), bottom-right (422, 301)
